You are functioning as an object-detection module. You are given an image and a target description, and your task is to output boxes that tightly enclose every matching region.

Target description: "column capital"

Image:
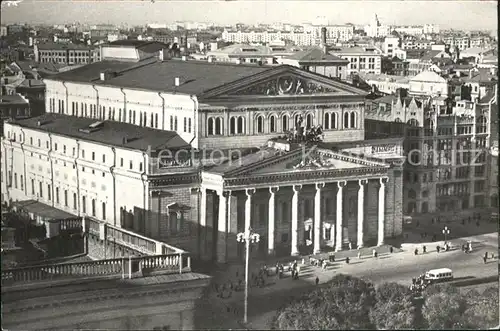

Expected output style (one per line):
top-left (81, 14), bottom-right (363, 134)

top-left (315, 182), bottom-right (325, 190)
top-left (380, 177), bottom-right (389, 185)
top-left (269, 186), bottom-right (280, 194)
top-left (359, 179), bottom-right (368, 186)
top-left (337, 180), bottom-right (347, 188)
top-left (246, 188), bottom-right (256, 196)
top-left (293, 184), bottom-right (302, 192)
top-left (217, 189), bottom-right (231, 198)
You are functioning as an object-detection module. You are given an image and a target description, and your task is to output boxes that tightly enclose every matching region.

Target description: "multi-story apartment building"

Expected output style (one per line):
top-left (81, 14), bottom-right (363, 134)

top-left (367, 85), bottom-right (497, 217)
top-left (408, 71), bottom-right (449, 97)
top-left (364, 14), bottom-right (391, 38)
top-left (34, 42), bottom-right (101, 65)
top-left (205, 43), bottom-right (302, 65)
top-left (310, 25), bottom-right (355, 44)
top-left (401, 39), bottom-right (435, 50)
top-left (221, 29), bottom-right (314, 46)
top-left (442, 36), bottom-right (471, 51)
top-left (329, 46), bottom-right (383, 76)
top-left (360, 73), bottom-right (410, 94)
top-left (423, 24), bottom-right (440, 35)
top-left (0, 93), bottom-right (30, 135)
top-left (394, 26), bottom-right (424, 36)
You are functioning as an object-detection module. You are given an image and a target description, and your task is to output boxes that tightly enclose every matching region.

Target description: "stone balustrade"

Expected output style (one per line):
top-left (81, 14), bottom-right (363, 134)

top-left (59, 218), bottom-right (83, 231)
top-left (1, 253), bottom-right (191, 286)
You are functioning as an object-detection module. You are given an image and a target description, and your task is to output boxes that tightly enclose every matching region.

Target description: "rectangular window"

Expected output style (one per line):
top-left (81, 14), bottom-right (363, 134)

top-left (73, 193), bottom-right (77, 210)
top-left (47, 184), bottom-right (51, 201)
top-left (170, 115), bottom-right (173, 130)
top-left (155, 114), bottom-right (159, 128)
top-left (139, 162), bottom-right (143, 172)
top-left (63, 145), bottom-right (66, 154)
top-left (174, 116), bottom-right (178, 130)
top-left (188, 118), bottom-right (192, 133)
top-left (64, 190), bottom-right (68, 207)
top-left (92, 199), bottom-right (96, 217)
top-left (31, 179), bottom-right (35, 195)
top-left (39, 181), bottom-right (43, 198)
top-left (92, 152), bottom-right (95, 161)
top-left (184, 117), bottom-right (187, 132)
top-left (120, 158), bottom-right (124, 167)
top-left (102, 154), bottom-right (106, 163)
top-left (82, 150), bottom-right (85, 158)
top-left (56, 187), bottom-right (59, 204)
top-left (129, 160), bottom-right (133, 170)
top-left (14, 173), bottom-right (17, 189)
top-left (20, 175), bottom-right (23, 190)
top-left (82, 196), bottom-right (86, 213)
top-left (54, 143), bottom-right (58, 151)
top-left (102, 202), bottom-right (106, 220)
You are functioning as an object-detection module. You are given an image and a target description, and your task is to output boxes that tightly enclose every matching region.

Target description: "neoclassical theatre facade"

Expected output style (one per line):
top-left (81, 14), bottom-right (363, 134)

top-left (5, 62), bottom-right (404, 263)
top-left (147, 65), bottom-right (405, 262)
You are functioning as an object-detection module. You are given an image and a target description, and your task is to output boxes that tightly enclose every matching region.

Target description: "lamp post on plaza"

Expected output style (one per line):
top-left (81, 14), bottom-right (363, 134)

top-left (442, 226), bottom-right (450, 244)
top-left (237, 227), bottom-right (260, 325)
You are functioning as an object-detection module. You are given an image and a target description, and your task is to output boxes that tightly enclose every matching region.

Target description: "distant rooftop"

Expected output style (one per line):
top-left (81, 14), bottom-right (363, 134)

top-left (9, 113), bottom-right (190, 152)
top-left (0, 94), bottom-right (29, 105)
top-left (328, 46), bottom-right (382, 55)
top-left (48, 58), bottom-right (270, 95)
top-left (36, 42), bottom-right (96, 51)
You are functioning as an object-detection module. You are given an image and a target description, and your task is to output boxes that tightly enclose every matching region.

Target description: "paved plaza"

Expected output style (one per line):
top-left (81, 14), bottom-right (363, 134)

top-left (196, 230), bottom-right (498, 330)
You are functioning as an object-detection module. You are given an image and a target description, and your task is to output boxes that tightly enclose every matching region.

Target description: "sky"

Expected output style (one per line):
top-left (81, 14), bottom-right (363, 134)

top-left (1, 0), bottom-right (498, 31)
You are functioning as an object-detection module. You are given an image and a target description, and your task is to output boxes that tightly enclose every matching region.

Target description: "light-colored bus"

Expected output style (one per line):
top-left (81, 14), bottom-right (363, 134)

top-left (424, 268), bottom-right (453, 283)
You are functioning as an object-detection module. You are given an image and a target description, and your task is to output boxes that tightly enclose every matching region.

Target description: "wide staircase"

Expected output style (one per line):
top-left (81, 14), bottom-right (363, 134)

top-left (1, 216), bottom-right (192, 286)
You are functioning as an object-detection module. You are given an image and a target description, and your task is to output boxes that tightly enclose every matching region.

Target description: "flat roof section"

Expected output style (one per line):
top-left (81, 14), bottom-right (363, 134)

top-left (9, 113), bottom-right (190, 152)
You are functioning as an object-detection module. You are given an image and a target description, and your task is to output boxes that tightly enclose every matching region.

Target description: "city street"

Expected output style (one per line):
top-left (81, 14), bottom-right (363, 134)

top-left (197, 232), bottom-right (498, 330)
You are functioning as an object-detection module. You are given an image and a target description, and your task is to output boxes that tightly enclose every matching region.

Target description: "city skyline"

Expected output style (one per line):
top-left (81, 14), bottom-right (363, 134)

top-left (1, 0), bottom-right (498, 31)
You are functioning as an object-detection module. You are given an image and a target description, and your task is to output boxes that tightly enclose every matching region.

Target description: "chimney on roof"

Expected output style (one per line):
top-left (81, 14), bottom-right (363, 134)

top-left (174, 77), bottom-right (180, 87)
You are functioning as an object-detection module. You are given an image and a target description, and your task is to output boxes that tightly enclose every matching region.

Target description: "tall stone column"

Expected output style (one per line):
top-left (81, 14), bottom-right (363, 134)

top-left (245, 188), bottom-right (255, 231)
top-left (314, 182), bottom-right (325, 254)
top-left (335, 181), bottom-right (347, 252)
top-left (216, 190), bottom-right (228, 264)
top-left (268, 186), bottom-right (279, 255)
top-left (291, 184), bottom-right (302, 256)
top-left (199, 188), bottom-right (207, 257)
top-left (378, 177), bottom-right (388, 246)
top-left (357, 179), bottom-right (367, 249)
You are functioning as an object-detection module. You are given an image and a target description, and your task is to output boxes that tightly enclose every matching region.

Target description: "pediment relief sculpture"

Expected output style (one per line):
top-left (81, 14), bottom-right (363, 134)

top-left (287, 152), bottom-right (336, 170)
top-left (229, 75), bottom-right (339, 96)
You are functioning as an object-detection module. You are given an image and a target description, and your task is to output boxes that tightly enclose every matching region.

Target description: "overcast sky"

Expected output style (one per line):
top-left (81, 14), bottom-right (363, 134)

top-left (1, 0), bottom-right (498, 31)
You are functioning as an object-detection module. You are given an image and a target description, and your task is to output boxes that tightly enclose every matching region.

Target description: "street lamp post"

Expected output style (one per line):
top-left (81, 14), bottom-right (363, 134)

top-left (442, 226), bottom-right (450, 244)
top-left (237, 227), bottom-right (260, 325)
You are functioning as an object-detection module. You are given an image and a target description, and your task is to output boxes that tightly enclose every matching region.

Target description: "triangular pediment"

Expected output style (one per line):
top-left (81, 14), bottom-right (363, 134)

top-left (200, 65), bottom-right (368, 99)
top-left (211, 146), bottom-right (389, 178)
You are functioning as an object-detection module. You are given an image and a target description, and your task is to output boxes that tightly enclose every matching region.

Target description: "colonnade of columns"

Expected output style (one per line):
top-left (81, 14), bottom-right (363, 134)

top-left (201, 177), bottom-right (389, 263)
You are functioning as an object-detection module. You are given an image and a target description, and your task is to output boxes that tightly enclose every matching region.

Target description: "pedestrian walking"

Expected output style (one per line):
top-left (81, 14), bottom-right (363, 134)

top-left (348, 242), bottom-right (353, 250)
top-left (436, 245), bottom-right (441, 253)
top-left (389, 246), bottom-right (394, 254)
top-left (315, 276), bottom-right (319, 286)
top-left (414, 248), bottom-right (419, 255)
top-left (423, 245), bottom-right (427, 253)
top-left (357, 250), bottom-right (361, 259)
top-left (345, 256), bottom-right (350, 264)
top-left (484, 252), bottom-right (488, 260)
top-left (372, 249), bottom-right (377, 258)
top-left (483, 256), bottom-right (487, 264)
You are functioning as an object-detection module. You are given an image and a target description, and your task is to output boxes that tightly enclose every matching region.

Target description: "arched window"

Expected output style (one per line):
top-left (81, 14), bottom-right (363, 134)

top-left (282, 115), bottom-right (289, 131)
top-left (294, 114), bottom-right (301, 127)
top-left (139, 111), bottom-right (143, 126)
top-left (408, 189), bottom-right (417, 199)
top-left (256, 115), bottom-right (264, 133)
top-left (324, 113), bottom-right (330, 129)
top-left (344, 112), bottom-right (349, 129)
top-left (215, 117), bottom-right (223, 135)
top-left (330, 113), bottom-right (337, 129)
top-left (269, 115), bottom-right (276, 133)
top-left (169, 211), bottom-right (179, 234)
top-left (207, 117), bottom-right (214, 135)
top-left (230, 117), bottom-right (236, 134)
top-left (237, 116), bottom-right (245, 134)
top-left (306, 114), bottom-right (313, 129)
top-left (350, 112), bottom-right (356, 128)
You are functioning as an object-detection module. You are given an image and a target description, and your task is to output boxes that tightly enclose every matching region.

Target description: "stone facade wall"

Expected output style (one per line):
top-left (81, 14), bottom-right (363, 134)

top-left (2, 277), bottom-right (208, 330)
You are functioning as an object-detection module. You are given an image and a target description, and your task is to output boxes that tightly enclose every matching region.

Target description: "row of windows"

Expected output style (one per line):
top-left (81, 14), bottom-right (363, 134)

top-left (21, 179), bottom-right (107, 219)
top-left (51, 99), bottom-right (194, 134)
top-left (206, 112), bottom-right (359, 136)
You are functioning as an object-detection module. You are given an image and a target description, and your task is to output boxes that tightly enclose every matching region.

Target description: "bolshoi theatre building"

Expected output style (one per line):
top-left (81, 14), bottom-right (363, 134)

top-left (1, 42), bottom-right (404, 263)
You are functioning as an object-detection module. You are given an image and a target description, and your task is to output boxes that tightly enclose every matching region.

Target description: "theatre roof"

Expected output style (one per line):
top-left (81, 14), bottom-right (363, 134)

top-left (47, 59), bottom-right (369, 98)
top-left (9, 113), bottom-right (190, 152)
top-left (49, 58), bottom-right (269, 95)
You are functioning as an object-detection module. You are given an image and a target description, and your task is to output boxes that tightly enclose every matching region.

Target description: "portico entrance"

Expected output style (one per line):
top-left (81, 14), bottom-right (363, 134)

top-left (199, 144), bottom-right (394, 263)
